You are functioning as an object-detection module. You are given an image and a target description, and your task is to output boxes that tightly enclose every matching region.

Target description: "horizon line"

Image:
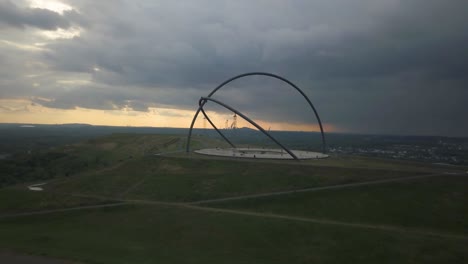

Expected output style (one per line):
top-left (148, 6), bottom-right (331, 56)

top-left (0, 122), bottom-right (466, 139)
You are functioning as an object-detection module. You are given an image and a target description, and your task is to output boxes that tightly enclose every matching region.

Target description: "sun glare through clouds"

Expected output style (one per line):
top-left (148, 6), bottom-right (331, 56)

top-left (28, 0), bottom-right (82, 39)
top-left (28, 0), bottom-right (72, 14)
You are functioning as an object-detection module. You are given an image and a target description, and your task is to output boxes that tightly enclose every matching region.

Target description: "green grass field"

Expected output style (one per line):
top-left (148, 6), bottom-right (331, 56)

top-left (48, 156), bottom-right (425, 202)
top-left (205, 175), bottom-right (468, 234)
top-left (0, 134), bottom-right (466, 264)
top-left (1, 204), bottom-right (466, 264)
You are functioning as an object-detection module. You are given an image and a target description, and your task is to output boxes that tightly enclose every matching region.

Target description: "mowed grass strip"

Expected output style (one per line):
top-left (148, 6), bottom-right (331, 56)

top-left (207, 175), bottom-right (468, 234)
top-left (0, 204), bottom-right (466, 264)
top-left (50, 156), bottom-right (424, 202)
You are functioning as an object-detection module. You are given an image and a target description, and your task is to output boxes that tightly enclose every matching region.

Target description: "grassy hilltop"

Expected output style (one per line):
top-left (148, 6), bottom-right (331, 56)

top-left (0, 134), bottom-right (467, 264)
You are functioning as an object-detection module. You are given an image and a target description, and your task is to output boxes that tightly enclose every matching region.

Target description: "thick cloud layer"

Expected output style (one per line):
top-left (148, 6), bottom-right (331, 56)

top-left (1, 0), bottom-right (467, 136)
top-left (0, 0), bottom-right (79, 30)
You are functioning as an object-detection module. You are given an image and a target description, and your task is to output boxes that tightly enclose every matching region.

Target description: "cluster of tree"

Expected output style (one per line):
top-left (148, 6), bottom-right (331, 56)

top-left (0, 151), bottom-right (91, 188)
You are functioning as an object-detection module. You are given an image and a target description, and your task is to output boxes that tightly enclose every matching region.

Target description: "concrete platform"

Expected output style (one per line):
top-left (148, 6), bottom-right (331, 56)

top-left (194, 148), bottom-right (328, 160)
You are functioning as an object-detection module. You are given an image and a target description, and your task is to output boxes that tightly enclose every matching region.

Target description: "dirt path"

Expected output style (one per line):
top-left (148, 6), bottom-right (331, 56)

top-left (3, 173), bottom-right (466, 241)
top-left (2, 194), bottom-right (466, 241)
top-left (183, 204), bottom-right (468, 241)
top-left (68, 194), bottom-right (468, 241)
top-left (0, 203), bottom-right (127, 219)
top-left (189, 172), bottom-right (455, 204)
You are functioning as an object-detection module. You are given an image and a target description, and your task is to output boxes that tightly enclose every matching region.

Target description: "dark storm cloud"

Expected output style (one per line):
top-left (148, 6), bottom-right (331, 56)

top-left (1, 0), bottom-right (468, 136)
top-left (0, 0), bottom-right (78, 30)
top-left (48, 0), bottom-right (468, 84)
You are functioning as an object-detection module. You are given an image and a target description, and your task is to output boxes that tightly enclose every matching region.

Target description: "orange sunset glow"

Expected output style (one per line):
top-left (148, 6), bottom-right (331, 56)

top-left (0, 99), bottom-right (337, 132)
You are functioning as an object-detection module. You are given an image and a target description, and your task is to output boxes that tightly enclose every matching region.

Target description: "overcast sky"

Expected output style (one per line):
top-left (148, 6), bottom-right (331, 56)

top-left (0, 0), bottom-right (467, 136)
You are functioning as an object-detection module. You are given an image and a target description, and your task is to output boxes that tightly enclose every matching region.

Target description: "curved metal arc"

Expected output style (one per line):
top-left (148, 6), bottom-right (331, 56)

top-left (186, 106), bottom-right (202, 153)
top-left (199, 104), bottom-right (236, 148)
top-left (199, 97), bottom-right (299, 160)
top-left (186, 72), bottom-right (326, 154)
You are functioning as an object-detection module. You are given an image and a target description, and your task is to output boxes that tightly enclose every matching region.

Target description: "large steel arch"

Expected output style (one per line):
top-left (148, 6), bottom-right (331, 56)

top-left (186, 72), bottom-right (327, 155)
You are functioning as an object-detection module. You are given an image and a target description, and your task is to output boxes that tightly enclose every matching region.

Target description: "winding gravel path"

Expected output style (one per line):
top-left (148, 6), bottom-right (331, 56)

top-left (0, 203), bottom-right (127, 219)
top-left (2, 172), bottom-right (466, 242)
top-left (189, 172), bottom-right (455, 204)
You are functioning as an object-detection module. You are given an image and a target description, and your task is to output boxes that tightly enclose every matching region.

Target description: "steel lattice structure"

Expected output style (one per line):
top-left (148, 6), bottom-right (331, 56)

top-left (186, 72), bottom-right (326, 160)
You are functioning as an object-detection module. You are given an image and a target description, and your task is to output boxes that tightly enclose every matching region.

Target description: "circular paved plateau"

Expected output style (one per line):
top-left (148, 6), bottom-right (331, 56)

top-left (194, 148), bottom-right (328, 160)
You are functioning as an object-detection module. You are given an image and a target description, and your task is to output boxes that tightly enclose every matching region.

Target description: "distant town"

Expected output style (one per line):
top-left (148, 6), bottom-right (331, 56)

top-left (328, 139), bottom-right (467, 165)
